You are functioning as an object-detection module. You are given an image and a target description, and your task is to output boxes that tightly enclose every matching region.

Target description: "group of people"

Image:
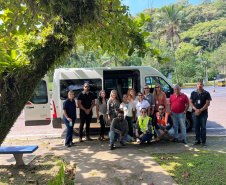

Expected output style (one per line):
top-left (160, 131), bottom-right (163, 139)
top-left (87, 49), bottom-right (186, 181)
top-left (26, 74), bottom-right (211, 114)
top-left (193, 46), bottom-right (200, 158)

top-left (63, 81), bottom-right (211, 150)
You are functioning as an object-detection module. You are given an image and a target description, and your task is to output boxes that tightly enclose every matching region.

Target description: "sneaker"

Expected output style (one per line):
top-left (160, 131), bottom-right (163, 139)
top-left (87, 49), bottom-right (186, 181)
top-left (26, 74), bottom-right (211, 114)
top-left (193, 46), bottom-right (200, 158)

top-left (172, 138), bottom-right (179, 142)
top-left (85, 137), bottom-right (93, 141)
top-left (136, 138), bottom-right (140, 143)
top-left (202, 142), bottom-right (207, 147)
top-left (120, 141), bottom-right (125, 146)
top-left (65, 144), bottom-right (71, 148)
top-left (101, 136), bottom-right (106, 140)
top-left (98, 136), bottom-right (102, 140)
top-left (193, 141), bottom-right (200, 145)
top-left (155, 137), bottom-right (163, 141)
top-left (169, 136), bottom-right (173, 142)
top-left (182, 139), bottom-right (187, 144)
top-left (109, 144), bottom-right (114, 150)
top-left (79, 138), bottom-right (83, 142)
top-left (70, 142), bottom-right (75, 146)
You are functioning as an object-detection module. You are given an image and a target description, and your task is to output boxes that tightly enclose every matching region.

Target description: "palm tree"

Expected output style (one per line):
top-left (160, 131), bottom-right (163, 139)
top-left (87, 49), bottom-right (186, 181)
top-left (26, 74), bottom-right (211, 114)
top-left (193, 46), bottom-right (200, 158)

top-left (155, 4), bottom-right (190, 83)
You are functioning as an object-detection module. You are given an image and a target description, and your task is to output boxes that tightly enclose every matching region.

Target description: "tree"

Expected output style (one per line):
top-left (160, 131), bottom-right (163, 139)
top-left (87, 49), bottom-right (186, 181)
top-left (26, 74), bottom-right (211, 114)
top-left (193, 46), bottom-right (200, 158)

top-left (155, 4), bottom-right (190, 83)
top-left (0, 0), bottom-right (166, 145)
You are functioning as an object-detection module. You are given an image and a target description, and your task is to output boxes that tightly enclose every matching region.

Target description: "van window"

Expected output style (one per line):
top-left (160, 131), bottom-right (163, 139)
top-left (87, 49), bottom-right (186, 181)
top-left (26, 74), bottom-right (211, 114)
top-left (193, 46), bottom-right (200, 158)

top-left (145, 76), bottom-right (171, 98)
top-left (60, 79), bottom-right (102, 100)
top-left (30, 80), bottom-right (48, 104)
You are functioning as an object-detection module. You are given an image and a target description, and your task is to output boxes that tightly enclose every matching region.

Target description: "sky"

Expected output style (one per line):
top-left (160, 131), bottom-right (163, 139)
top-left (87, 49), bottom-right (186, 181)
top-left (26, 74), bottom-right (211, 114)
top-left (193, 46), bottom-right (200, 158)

top-left (121, 0), bottom-right (202, 15)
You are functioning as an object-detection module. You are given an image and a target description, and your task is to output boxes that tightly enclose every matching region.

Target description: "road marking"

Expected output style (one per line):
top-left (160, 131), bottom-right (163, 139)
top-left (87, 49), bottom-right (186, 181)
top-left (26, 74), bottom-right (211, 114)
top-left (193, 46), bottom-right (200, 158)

top-left (206, 128), bottom-right (226, 130)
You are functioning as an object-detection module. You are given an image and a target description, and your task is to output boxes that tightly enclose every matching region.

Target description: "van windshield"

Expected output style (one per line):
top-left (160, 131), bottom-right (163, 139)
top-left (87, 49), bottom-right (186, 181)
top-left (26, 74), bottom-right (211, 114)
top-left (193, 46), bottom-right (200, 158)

top-left (60, 79), bottom-right (102, 100)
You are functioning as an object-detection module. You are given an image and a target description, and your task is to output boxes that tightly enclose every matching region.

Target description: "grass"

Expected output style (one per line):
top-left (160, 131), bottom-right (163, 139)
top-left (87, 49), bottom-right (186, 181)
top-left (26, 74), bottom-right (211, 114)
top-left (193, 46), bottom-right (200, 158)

top-left (152, 153), bottom-right (226, 185)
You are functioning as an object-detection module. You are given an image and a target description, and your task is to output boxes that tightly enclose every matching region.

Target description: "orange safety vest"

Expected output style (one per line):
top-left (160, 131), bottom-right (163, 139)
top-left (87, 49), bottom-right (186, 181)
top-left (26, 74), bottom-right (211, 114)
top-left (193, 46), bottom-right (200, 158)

top-left (156, 112), bottom-right (169, 127)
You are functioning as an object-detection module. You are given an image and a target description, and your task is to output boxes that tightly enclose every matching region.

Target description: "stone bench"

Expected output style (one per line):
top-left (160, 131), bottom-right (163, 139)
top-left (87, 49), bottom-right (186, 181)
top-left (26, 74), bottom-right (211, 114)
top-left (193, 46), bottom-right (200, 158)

top-left (0, 145), bottom-right (38, 166)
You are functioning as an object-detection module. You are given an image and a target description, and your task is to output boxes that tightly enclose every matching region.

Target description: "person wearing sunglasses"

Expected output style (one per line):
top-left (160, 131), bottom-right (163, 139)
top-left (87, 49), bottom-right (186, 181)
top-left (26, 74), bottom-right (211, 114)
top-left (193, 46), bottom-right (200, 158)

top-left (169, 85), bottom-right (189, 144)
top-left (153, 104), bottom-right (174, 141)
top-left (135, 92), bottom-right (150, 119)
top-left (135, 108), bottom-right (153, 144)
top-left (109, 111), bottom-right (132, 150)
top-left (77, 83), bottom-right (95, 142)
top-left (143, 85), bottom-right (155, 117)
top-left (153, 84), bottom-right (167, 113)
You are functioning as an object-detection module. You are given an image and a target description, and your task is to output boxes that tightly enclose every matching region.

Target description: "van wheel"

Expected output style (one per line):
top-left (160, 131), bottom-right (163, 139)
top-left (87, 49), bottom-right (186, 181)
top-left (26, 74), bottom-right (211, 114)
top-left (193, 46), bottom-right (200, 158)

top-left (186, 114), bottom-right (193, 132)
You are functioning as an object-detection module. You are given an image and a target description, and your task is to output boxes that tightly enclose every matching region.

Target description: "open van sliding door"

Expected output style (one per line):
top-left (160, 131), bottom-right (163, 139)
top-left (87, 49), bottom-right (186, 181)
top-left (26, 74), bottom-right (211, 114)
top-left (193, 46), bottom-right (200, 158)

top-left (103, 69), bottom-right (140, 99)
top-left (24, 76), bottom-right (51, 126)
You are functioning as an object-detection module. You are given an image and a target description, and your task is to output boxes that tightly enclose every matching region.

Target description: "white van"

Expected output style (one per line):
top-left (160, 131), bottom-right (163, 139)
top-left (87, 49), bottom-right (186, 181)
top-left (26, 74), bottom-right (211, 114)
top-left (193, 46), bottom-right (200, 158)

top-left (25, 66), bottom-right (193, 131)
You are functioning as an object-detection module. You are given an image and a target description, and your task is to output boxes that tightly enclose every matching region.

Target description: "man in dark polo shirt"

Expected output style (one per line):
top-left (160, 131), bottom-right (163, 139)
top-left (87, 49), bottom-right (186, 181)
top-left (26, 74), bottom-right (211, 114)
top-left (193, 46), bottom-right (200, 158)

top-left (63, 91), bottom-right (76, 147)
top-left (77, 83), bottom-right (95, 142)
top-left (190, 81), bottom-right (212, 146)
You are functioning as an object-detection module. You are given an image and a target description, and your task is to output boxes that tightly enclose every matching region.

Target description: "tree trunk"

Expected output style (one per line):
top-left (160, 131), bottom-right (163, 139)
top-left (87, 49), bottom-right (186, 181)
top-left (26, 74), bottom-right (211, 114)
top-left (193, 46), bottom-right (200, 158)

top-left (0, 35), bottom-right (74, 145)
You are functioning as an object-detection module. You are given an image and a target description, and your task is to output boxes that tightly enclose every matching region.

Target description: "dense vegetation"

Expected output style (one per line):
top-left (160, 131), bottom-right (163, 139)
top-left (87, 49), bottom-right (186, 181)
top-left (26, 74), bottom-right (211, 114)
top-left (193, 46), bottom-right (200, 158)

top-left (64, 0), bottom-right (226, 85)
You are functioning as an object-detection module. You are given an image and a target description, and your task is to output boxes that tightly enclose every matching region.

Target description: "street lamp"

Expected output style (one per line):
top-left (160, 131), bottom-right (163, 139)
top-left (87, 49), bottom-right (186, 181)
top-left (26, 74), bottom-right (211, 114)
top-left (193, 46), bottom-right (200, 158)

top-left (213, 77), bottom-right (216, 92)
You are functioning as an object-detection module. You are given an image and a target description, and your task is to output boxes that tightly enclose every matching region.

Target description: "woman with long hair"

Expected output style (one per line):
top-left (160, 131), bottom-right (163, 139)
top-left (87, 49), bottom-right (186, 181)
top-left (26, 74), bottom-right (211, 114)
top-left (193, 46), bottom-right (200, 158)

top-left (153, 84), bottom-right (167, 112)
top-left (107, 90), bottom-right (121, 124)
top-left (127, 88), bottom-right (138, 123)
top-left (120, 94), bottom-right (133, 137)
top-left (96, 90), bottom-right (108, 140)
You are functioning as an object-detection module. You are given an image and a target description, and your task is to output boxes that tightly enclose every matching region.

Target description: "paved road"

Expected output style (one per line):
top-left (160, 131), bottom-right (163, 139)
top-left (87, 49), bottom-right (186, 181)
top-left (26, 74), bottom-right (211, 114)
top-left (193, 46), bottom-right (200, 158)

top-left (4, 86), bottom-right (226, 140)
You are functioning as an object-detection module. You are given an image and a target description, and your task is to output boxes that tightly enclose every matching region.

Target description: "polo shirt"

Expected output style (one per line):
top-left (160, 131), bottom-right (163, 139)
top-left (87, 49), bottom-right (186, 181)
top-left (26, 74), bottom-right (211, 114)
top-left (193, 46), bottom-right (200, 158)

top-left (77, 91), bottom-right (95, 113)
top-left (63, 98), bottom-right (76, 119)
top-left (169, 93), bottom-right (189, 113)
top-left (136, 99), bottom-right (150, 117)
top-left (190, 89), bottom-right (212, 114)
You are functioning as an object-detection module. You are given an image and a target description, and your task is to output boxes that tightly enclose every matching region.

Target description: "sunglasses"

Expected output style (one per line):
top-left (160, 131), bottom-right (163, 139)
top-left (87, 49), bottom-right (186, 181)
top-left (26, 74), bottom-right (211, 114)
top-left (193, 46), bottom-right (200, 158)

top-left (138, 95), bottom-right (143, 96)
top-left (144, 88), bottom-right (149, 89)
top-left (159, 108), bottom-right (164, 110)
top-left (155, 87), bottom-right (160, 89)
top-left (84, 86), bottom-right (90, 88)
top-left (141, 111), bottom-right (147, 113)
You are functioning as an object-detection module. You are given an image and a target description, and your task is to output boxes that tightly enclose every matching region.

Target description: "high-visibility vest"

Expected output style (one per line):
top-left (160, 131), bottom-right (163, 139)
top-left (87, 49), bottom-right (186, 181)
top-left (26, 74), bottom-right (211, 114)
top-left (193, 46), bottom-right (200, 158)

top-left (156, 112), bottom-right (169, 127)
top-left (138, 116), bottom-right (154, 134)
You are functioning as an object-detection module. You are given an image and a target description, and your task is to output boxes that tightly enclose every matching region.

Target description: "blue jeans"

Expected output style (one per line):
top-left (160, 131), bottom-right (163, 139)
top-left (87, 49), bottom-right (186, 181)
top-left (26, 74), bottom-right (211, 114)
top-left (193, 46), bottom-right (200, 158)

top-left (172, 112), bottom-right (186, 140)
top-left (154, 126), bottom-right (174, 137)
top-left (63, 117), bottom-right (75, 145)
top-left (192, 112), bottom-right (208, 143)
top-left (134, 130), bottom-right (152, 142)
top-left (109, 131), bottom-right (132, 145)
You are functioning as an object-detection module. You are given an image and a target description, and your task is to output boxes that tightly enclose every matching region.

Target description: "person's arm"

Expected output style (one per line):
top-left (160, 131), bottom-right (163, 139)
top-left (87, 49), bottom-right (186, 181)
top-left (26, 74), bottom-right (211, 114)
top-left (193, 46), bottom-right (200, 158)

top-left (146, 119), bottom-right (152, 134)
top-left (135, 121), bottom-right (140, 137)
top-left (110, 118), bottom-right (122, 135)
top-left (63, 110), bottom-right (72, 122)
top-left (169, 103), bottom-right (172, 115)
top-left (122, 120), bottom-right (129, 138)
top-left (200, 100), bottom-right (211, 112)
top-left (184, 103), bottom-right (189, 114)
top-left (78, 100), bottom-right (86, 112)
top-left (163, 93), bottom-right (167, 110)
top-left (96, 104), bottom-right (100, 120)
top-left (90, 99), bottom-right (95, 110)
top-left (166, 115), bottom-right (173, 130)
top-left (147, 106), bottom-right (151, 116)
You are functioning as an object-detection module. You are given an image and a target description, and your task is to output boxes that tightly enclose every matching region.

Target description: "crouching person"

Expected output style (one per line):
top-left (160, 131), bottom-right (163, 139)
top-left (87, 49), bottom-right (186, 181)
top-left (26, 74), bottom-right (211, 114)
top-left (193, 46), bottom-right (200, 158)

top-left (135, 108), bottom-right (153, 144)
top-left (153, 104), bottom-right (174, 141)
top-left (109, 111), bottom-right (132, 150)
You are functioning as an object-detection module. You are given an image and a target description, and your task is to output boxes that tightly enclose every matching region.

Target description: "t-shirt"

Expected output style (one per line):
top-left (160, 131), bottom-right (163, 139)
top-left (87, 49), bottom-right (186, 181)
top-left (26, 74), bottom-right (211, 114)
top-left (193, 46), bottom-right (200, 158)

top-left (96, 98), bottom-right (107, 115)
top-left (120, 102), bottom-right (133, 117)
top-left (63, 98), bottom-right (76, 119)
top-left (169, 93), bottom-right (189, 113)
top-left (190, 89), bottom-right (212, 115)
top-left (136, 99), bottom-right (150, 117)
top-left (77, 91), bottom-right (95, 113)
top-left (144, 93), bottom-right (155, 108)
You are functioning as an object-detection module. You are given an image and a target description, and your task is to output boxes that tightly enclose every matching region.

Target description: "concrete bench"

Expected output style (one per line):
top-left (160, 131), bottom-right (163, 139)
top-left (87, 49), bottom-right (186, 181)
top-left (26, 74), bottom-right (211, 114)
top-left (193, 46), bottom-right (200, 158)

top-left (0, 145), bottom-right (38, 166)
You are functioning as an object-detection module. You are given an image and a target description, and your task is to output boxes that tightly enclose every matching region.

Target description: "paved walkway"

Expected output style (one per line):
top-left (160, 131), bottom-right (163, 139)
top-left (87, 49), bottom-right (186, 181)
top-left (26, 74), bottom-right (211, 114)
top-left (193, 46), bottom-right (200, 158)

top-left (0, 138), bottom-right (180, 185)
